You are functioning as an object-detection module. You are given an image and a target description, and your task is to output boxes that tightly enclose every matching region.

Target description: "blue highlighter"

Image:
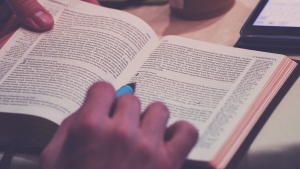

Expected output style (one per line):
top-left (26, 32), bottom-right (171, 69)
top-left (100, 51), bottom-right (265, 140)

top-left (116, 83), bottom-right (136, 97)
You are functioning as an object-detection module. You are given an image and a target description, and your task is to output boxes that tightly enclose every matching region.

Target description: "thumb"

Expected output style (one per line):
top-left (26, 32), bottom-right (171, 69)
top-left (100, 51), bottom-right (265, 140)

top-left (5, 0), bottom-right (54, 31)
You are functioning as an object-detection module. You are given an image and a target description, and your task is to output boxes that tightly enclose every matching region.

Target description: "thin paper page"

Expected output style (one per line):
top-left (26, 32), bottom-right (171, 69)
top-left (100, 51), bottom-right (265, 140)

top-left (0, 0), bottom-right (158, 124)
top-left (130, 35), bottom-right (284, 161)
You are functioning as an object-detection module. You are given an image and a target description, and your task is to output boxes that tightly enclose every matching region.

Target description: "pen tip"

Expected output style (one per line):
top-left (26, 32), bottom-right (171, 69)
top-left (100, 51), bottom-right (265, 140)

top-left (127, 82), bottom-right (136, 91)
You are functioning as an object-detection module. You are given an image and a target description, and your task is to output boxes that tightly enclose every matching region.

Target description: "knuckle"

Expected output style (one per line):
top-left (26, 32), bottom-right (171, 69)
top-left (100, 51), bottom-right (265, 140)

top-left (113, 126), bottom-right (134, 143)
top-left (70, 115), bottom-right (100, 137)
top-left (135, 140), bottom-right (156, 159)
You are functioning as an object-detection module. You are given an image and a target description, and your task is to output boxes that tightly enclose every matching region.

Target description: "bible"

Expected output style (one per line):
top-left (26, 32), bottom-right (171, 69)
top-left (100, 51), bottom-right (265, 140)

top-left (0, 0), bottom-right (297, 168)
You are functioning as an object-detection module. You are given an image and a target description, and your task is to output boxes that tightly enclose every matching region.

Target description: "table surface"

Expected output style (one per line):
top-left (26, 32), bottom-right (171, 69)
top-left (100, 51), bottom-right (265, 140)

top-left (3, 0), bottom-right (300, 169)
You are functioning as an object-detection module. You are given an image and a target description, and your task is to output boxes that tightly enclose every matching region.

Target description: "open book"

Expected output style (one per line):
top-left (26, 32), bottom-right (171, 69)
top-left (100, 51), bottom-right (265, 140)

top-left (0, 0), bottom-right (297, 168)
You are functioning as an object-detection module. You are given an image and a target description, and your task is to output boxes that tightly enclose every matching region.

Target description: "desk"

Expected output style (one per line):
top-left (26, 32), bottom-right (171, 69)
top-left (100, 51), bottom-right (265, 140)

top-left (2, 0), bottom-right (300, 168)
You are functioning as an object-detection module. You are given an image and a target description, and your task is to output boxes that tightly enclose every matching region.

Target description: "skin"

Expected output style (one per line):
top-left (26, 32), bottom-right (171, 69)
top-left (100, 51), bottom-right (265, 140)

top-left (40, 82), bottom-right (199, 169)
top-left (0, 0), bottom-right (100, 31)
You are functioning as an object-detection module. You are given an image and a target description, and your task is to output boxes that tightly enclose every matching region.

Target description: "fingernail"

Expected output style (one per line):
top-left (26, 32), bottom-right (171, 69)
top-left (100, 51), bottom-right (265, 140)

top-left (33, 11), bottom-right (54, 28)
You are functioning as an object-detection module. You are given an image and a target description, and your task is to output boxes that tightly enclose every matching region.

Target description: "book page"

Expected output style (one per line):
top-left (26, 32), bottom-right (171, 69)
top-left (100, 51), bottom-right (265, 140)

top-left (0, 0), bottom-right (159, 124)
top-left (129, 36), bottom-right (287, 162)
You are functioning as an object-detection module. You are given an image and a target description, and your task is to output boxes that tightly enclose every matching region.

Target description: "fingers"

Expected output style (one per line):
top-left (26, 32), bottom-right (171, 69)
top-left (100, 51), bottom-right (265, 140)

top-left (83, 0), bottom-right (101, 5)
top-left (141, 102), bottom-right (170, 142)
top-left (5, 0), bottom-right (54, 31)
top-left (112, 94), bottom-right (141, 129)
top-left (77, 82), bottom-right (115, 122)
top-left (165, 121), bottom-right (198, 164)
top-left (41, 81), bottom-right (198, 169)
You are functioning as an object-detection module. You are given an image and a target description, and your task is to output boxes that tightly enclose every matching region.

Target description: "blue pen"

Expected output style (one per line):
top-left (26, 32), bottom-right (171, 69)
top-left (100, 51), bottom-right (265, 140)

top-left (116, 82), bottom-right (136, 97)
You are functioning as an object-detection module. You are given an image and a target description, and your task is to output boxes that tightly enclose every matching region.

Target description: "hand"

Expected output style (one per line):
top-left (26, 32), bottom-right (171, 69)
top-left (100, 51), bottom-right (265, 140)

top-left (0, 0), bottom-right (100, 32)
top-left (40, 82), bottom-right (198, 169)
